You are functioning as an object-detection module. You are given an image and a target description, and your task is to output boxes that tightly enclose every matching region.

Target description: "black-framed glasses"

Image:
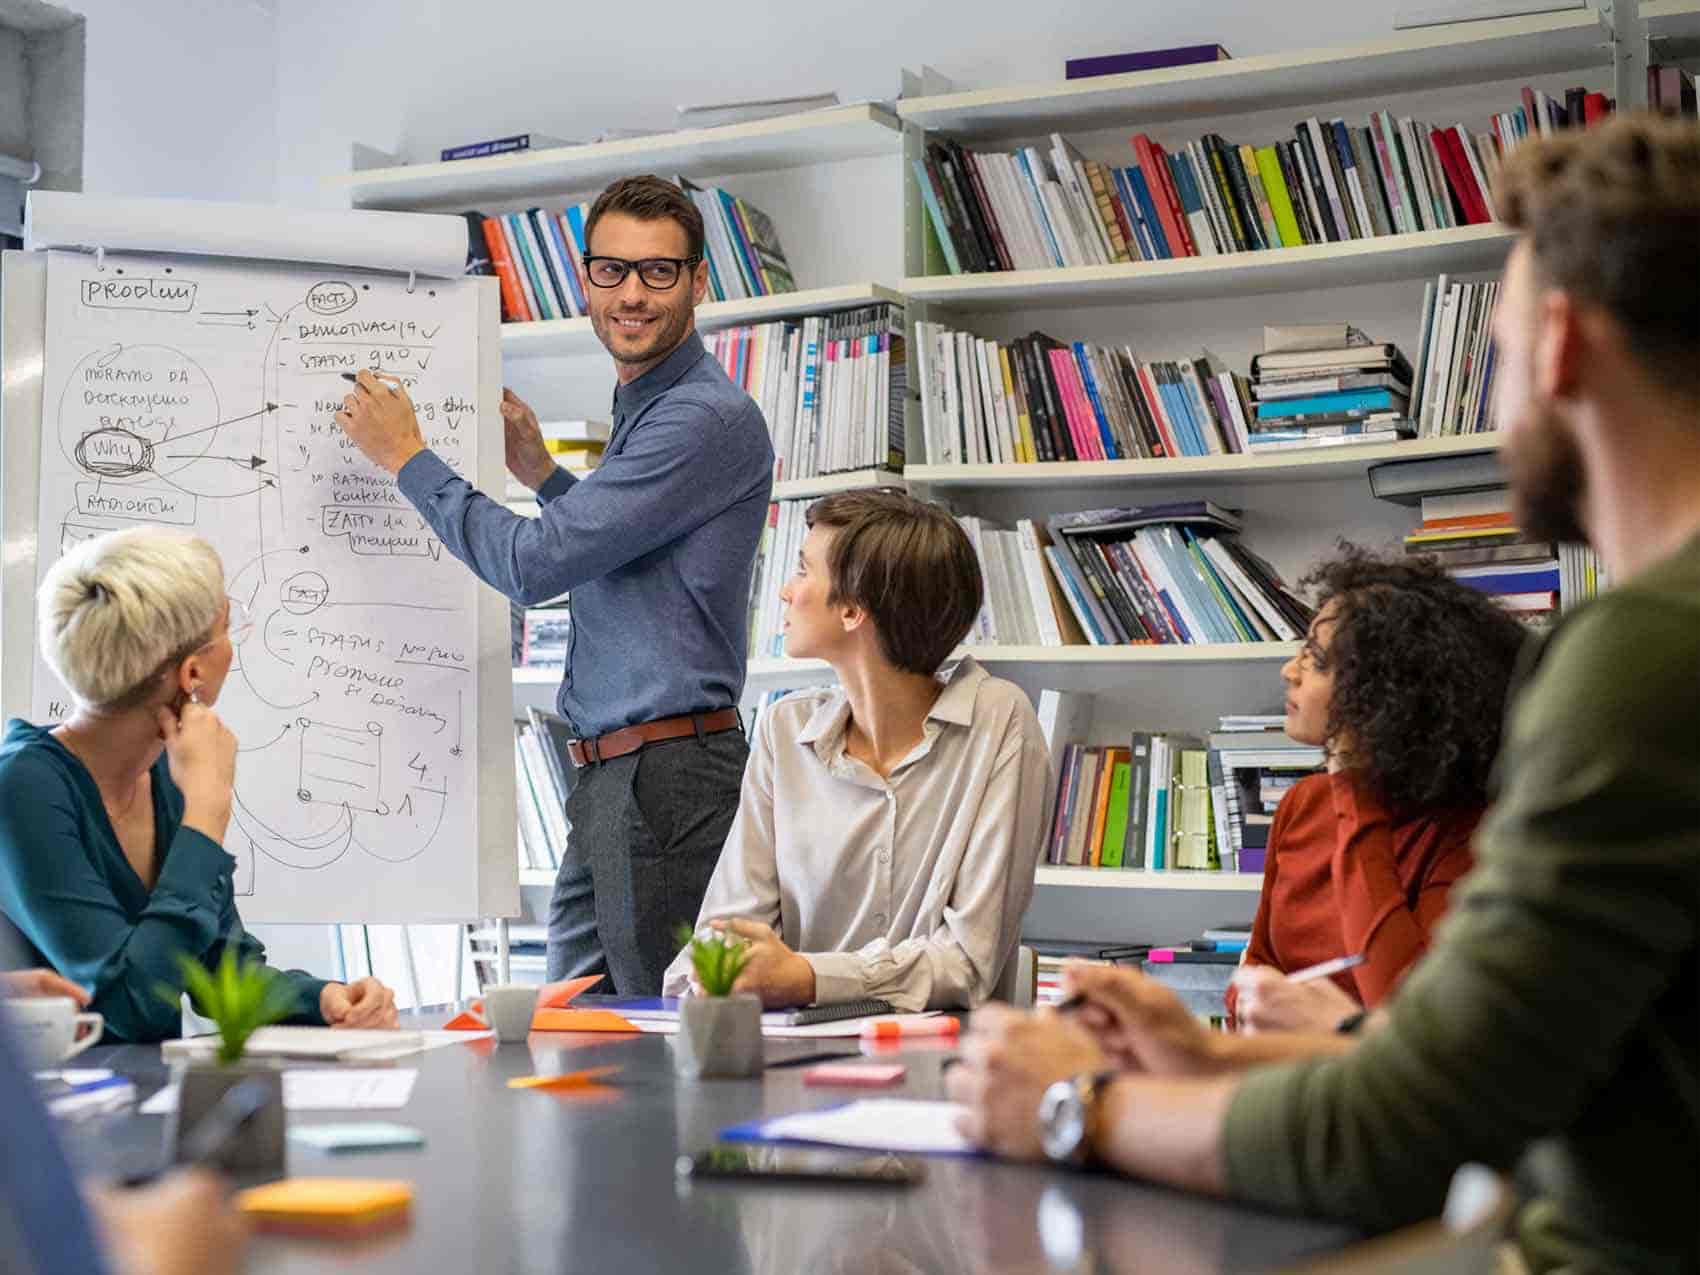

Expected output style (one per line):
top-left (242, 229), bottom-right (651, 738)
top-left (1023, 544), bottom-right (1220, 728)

top-left (582, 255), bottom-right (701, 291)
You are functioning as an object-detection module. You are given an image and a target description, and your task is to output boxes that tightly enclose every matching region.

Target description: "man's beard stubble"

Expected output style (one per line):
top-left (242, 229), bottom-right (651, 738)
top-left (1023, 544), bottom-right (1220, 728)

top-left (1504, 408), bottom-right (1590, 546)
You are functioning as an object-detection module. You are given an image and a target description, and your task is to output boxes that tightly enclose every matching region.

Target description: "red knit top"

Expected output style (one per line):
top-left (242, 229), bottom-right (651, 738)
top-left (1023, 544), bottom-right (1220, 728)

top-left (1227, 771), bottom-right (1480, 1017)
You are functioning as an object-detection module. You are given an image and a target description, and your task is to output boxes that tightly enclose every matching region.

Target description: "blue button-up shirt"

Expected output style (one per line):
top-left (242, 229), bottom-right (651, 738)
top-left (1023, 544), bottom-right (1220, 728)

top-left (397, 331), bottom-right (774, 737)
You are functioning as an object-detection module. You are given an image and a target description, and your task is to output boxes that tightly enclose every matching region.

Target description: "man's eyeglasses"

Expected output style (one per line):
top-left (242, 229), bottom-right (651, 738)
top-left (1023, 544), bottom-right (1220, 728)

top-left (582, 255), bottom-right (701, 291)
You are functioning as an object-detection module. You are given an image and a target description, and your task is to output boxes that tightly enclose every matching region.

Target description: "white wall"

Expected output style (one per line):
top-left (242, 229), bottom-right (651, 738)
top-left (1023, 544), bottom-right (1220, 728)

top-left (273, 0), bottom-right (1420, 205)
top-left (74, 0), bottom-right (277, 200)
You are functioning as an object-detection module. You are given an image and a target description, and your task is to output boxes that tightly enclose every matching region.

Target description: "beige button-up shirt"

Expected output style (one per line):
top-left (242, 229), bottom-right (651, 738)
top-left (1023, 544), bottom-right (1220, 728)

top-left (662, 657), bottom-right (1051, 1010)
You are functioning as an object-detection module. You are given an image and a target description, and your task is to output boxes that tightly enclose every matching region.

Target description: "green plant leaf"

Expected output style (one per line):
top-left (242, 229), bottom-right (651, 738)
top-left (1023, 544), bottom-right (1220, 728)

top-left (675, 921), bottom-right (752, 998)
top-left (169, 941), bottom-right (298, 1065)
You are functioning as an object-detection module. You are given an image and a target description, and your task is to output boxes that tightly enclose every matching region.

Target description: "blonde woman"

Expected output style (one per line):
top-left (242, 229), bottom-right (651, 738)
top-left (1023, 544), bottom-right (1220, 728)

top-left (0, 527), bottom-right (396, 1042)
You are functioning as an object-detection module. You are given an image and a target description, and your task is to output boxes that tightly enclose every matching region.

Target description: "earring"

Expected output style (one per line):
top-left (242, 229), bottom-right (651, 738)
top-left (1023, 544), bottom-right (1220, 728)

top-left (189, 687), bottom-right (203, 705)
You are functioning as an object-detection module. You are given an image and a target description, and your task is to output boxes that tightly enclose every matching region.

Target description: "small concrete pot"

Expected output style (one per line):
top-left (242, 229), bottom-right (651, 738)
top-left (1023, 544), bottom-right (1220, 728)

top-left (675, 993), bottom-right (763, 1079)
top-left (167, 1061), bottom-right (286, 1176)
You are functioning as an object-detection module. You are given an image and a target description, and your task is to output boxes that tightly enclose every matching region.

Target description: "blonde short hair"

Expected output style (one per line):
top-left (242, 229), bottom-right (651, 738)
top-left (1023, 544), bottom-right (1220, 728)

top-left (39, 527), bottom-right (224, 711)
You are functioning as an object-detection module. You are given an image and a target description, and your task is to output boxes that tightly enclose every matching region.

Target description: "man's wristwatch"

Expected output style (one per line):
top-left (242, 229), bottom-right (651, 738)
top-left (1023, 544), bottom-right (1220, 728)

top-left (1038, 1071), bottom-right (1117, 1167)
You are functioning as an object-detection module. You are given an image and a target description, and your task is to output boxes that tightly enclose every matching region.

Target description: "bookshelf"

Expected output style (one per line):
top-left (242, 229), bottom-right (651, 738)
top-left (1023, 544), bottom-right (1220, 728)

top-left (743, 643), bottom-right (1299, 689)
top-left (336, 104), bottom-right (902, 210)
top-left (500, 282), bottom-right (905, 359)
top-left (894, 10), bottom-right (1610, 138)
top-left (1037, 867), bottom-right (1263, 893)
top-left (901, 224), bottom-right (1516, 310)
top-left (341, 8), bottom-right (1660, 931)
top-left (909, 432), bottom-right (1501, 491)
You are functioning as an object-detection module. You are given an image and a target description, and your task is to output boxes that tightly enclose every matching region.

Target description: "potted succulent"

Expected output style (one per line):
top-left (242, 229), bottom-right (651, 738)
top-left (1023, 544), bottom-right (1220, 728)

top-left (161, 946), bottom-right (297, 1174)
top-left (674, 925), bottom-right (763, 1079)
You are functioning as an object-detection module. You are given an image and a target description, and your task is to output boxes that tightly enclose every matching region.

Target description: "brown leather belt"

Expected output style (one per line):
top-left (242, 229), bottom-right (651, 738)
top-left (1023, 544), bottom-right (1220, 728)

top-left (565, 708), bottom-right (741, 768)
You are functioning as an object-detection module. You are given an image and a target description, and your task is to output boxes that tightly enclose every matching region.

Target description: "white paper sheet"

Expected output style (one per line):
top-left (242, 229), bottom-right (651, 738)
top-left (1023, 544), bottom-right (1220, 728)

top-left (34, 249), bottom-right (484, 922)
top-left (140, 1068), bottom-right (418, 1115)
top-left (740, 1100), bottom-right (974, 1155)
top-left (27, 192), bottom-right (468, 278)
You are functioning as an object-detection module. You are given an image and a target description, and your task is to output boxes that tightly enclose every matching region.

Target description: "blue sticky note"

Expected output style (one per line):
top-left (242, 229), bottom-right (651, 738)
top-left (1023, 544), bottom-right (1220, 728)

top-left (287, 1122), bottom-right (425, 1153)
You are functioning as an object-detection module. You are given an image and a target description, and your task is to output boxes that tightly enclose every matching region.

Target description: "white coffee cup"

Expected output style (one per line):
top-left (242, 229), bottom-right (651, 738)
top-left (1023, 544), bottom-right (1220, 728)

top-left (9, 997), bottom-right (104, 1070)
top-left (482, 984), bottom-right (539, 1043)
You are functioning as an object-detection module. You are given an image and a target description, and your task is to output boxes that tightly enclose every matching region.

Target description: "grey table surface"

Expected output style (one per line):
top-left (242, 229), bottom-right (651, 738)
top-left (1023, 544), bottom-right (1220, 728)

top-left (63, 1008), bottom-right (1356, 1275)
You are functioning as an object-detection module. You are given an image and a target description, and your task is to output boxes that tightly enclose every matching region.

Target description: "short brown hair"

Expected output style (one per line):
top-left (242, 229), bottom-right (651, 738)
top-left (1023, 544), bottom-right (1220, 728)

top-left (805, 491), bottom-right (983, 675)
top-left (1495, 113), bottom-right (1700, 401)
top-left (583, 175), bottom-right (705, 260)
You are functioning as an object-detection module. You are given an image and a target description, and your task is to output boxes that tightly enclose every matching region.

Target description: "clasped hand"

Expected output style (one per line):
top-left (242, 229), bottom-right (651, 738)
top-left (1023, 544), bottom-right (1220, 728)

top-left (945, 963), bottom-right (1221, 1160)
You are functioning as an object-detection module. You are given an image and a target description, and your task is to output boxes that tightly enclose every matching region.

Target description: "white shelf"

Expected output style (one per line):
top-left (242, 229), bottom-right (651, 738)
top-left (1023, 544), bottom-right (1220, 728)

top-left (1036, 866), bottom-right (1264, 892)
top-left (745, 643), bottom-right (1297, 683)
top-left (772, 468), bottom-right (906, 502)
top-left (908, 432), bottom-right (1502, 490)
top-left (519, 869), bottom-right (556, 888)
top-left (336, 104), bottom-right (902, 211)
top-left (902, 225), bottom-right (1515, 311)
top-left (896, 10), bottom-right (1608, 139)
top-left (501, 283), bottom-right (906, 359)
top-left (1645, 0), bottom-right (1700, 56)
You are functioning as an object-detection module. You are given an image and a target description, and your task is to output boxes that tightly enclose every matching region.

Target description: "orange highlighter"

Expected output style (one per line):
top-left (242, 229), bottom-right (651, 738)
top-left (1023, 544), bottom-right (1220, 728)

top-left (860, 1016), bottom-right (961, 1042)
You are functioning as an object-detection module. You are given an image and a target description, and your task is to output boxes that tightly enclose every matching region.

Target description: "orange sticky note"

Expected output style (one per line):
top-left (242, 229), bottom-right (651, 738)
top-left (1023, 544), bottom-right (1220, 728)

top-left (506, 1065), bottom-right (621, 1091)
top-left (536, 974), bottom-right (604, 1009)
top-left (529, 1008), bottom-right (639, 1033)
top-left (442, 1008), bottom-right (487, 1031)
top-left (237, 1178), bottom-right (413, 1237)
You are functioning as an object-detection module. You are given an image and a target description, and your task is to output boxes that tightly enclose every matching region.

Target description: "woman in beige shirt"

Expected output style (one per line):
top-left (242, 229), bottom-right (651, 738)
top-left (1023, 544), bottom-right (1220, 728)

top-left (663, 491), bottom-right (1051, 1010)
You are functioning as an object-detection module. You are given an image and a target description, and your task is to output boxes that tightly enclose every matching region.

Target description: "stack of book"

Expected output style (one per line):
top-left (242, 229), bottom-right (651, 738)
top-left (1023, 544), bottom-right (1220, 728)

top-left (511, 603), bottom-right (570, 669)
top-left (912, 90), bottom-right (1600, 277)
top-left (1044, 503), bottom-right (1313, 646)
top-left (913, 322), bottom-right (1255, 464)
top-left (1404, 488), bottom-right (1607, 624)
top-left (1212, 719), bottom-right (1325, 875)
top-left (747, 502), bottom-right (808, 660)
top-left (1248, 326), bottom-right (1414, 451)
top-left (481, 207), bottom-right (596, 323)
top-left (1045, 732), bottom-right (1199, 871)
top-left (677, 177), bottom-right (797, 301)
top-left (1035, 700), bottom-right (1322, 878)
top-left (1409, 274), bottom-right (1500, 437)
top-left (706, 304), bottom-right (906, 482)
top-left (1493, 85), bottom-right (1616, 153)
top-left (514, 708), bottom-right (573, 873)
top-left (956, 517), bottom-right (1073, 647)
top-left (479, 179), bottom-right (796, 323)
top-left (1648, 65), bottom-right (1698, 117)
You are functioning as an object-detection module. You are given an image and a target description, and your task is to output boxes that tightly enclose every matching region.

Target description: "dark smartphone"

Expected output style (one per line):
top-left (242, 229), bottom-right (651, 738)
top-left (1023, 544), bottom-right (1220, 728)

top-left (675, 1146), bottom-right (925, 1187)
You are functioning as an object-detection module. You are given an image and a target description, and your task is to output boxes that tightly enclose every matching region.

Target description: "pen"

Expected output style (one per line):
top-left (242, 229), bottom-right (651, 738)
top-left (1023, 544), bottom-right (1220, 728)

top-left (339, 371), bottom-right (359, 382)
top-left (860, 1016), bottom-right (960, 1041)
top-left (1283, 953), bottom-right (1366, 984)
top-left (765, 1050), bottom-right (861, 1070)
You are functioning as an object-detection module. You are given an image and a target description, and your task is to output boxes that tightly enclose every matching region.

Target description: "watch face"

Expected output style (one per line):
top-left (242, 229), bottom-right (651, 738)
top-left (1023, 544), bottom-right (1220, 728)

top-left (1039, 1081), bottom-right (1087, 1163)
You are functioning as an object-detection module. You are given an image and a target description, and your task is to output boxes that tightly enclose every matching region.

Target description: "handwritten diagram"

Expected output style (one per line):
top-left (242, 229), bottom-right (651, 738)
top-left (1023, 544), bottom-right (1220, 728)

top-left (35, 250), bottom-right (485, 922)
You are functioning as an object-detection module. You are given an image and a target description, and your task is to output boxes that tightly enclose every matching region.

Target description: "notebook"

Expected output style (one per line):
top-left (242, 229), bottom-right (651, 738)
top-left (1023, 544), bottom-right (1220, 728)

top-left (767, 998), bottom-right (895, 1028)
top-left (161, 1027), bottom-right (423, 1063)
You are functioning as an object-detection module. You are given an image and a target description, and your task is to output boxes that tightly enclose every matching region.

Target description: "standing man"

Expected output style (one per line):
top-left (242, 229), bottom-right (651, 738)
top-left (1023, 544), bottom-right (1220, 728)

top-left (336, 176), bottom-right (774, 994)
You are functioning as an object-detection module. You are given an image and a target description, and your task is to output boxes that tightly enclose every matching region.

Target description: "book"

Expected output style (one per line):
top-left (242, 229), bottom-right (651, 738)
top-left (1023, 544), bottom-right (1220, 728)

top-left (441, 133), bottom-right (571, 162)
top-left (1066, 44), bottom-right (1230, 78)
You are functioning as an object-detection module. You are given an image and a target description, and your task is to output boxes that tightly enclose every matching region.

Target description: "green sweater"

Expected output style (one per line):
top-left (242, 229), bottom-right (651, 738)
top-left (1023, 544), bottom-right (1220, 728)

top-left (0, 721), bottom-right (328, 1043)
top-left (1223, 532), bottom-right (1700, 1274)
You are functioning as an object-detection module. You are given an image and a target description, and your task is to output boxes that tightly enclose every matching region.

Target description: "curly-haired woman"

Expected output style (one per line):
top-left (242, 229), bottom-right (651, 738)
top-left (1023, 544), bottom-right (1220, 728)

top-left (1228, 545), bottom-right (1528, 1035)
